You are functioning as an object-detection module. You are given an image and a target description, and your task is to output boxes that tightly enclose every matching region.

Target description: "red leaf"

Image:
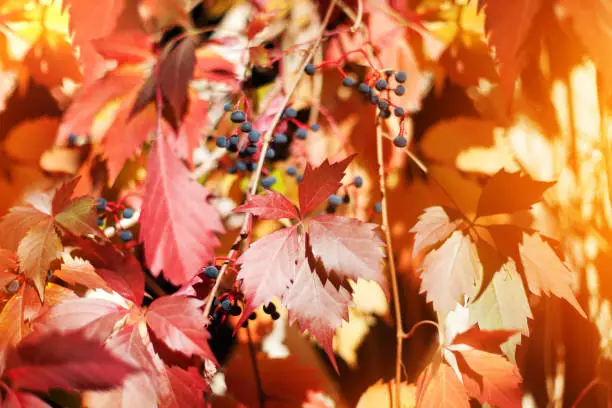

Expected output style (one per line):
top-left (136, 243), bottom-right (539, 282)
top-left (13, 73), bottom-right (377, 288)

top-left (237, 225), bottom-right (301, 314)
top-left (283, 259), bottom-right (351, 372)
top-left (479, 0), bottom-right (543, 102)
top-left (5, 330), bottom-right (137, 392)
top-left (91, 32), bottom-right (153, 66)
top-left (0, 207), bottom-right (50, 252)
top-left (476, 170), bottom-right (554, 217)
top-left (1, 387), bottom-right (51, 408)
top-left (165, 366), bottom-right (209, 408)
top-left (410, 206), bottom-right (463, 260)
top-left (234, 190), bottom-right (300, 220)
top-left (145, 295), bottom-right (215, 362)
top-left (416, 362), bottom-right (470, 408)
top-left (17, 219), bottom-right (62, 300)
top-left (64, 0), bottom-right (125, 82)
top-left (51, 177), bottom-right (80, 215)
top-left (176, 96), bottom-right (210, 168)
top-left (158, 37), bottom-right (197, 123)
top-left (140, 135), bottom-right (223, 285)
top-left (451, 325), bottom-right (517, 354)
top-left (71, 238), bottom-right (145, 305)
top-left (298, 155), bottom-right (355, 215)
top-left (57, 72), bottom-right (144, 143)
top-left (193, 48), bottom-right (238, 88)
top-left (306, 215), bottom-right (386, 288)
top-left (455, 349), bottom-right (523, 408)
top-left (53, 253), bottom-right (110, 293)
top-left (418, 231), bottom-right (478, 316)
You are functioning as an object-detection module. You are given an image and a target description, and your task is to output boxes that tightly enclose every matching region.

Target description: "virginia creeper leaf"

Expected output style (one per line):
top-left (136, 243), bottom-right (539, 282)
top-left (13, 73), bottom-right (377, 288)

top-left (416, 362), bottom-right (469, 408)
top-left (306, 215), bottom-right (386, 288)
top-left (411, 206), bottom-right (464, 260)
top-left (418, 231), bottom-right (479, 316)
top-left (5, 330), bottom-right (137, 392)
top-left (298, 155), bottom-right (355, 215)
top-left (158, 37), bottom-right (197, 123)
top-left (145, 295), bottom-right (215, 362)
top-left (476, 169), bottom-right (554, 218)
top-left (140, 135), bottom-right (223, 285)
top-left (234, 190), bottom-right (300, 220)
top-left (0, 207), bottom-right (50, 252)
top-left (17, 219), bottom-right (62, 300)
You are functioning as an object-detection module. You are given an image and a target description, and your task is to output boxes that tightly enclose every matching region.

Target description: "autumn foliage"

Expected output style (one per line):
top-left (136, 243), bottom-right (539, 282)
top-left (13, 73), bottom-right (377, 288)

top-left (0, 0), bottom-right (610, 406)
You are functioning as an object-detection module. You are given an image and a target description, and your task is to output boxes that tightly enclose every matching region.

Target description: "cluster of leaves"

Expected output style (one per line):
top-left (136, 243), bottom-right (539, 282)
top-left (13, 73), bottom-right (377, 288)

top-left (0, 0), bottom-right (609, 406)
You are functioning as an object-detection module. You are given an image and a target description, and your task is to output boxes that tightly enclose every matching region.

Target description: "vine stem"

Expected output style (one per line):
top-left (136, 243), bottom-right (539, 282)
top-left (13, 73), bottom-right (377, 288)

top-left (376, 124), bottom-right (404, 408)
top-left (202, 0), bottom-right (339, 322)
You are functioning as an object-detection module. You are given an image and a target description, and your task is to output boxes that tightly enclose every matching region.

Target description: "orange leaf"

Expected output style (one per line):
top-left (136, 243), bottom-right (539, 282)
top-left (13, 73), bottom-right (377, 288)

top-left (410, 206), bottom-right (464, 260)
top-left (416, 362), bottom-right (469, 408)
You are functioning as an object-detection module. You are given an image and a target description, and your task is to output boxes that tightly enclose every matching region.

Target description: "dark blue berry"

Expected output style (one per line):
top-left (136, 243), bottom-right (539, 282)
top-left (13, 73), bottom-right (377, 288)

top-left (239, 149), bottom-right (250, 158)
top-left (227, 166), bottom-right (237, 174)
top-left (119, 230), bottom-right (133, 242)
top-left (266, 148), bottom-right (275, 159)
top-left (305, 64), bottom-right (316, 75)
top-left (375, 79), bottom-right (387, 91)
top-left (354, 176), bottom-right (363, 188)
top-left (212, 297), bottom-right (220, 308)
top-left (228, 144), bottom-right (238, 153)
top-left (342, 77), bottom-right (355, 87)
top-left (271, 311), bottom-right (280, 320)
top-left (230, 305), bottom-right (242, 316)
top-left (374, 202), bottom-right (382, 213)
top-left (380, 109), bottom-right (391, 119)
top-left (385, 69), bottom-right (394, 76)
top-left (378, 100), bottom-right (389, 110)
top-left (204, 265), bottom-right (219, 279)
top-left (358, 83), bottom-right (370, 93)
top-left (240, 122), bottom-right (253, 132)
top-left (310, 123), bottom-right (320, 131)
top-left (369, 94), bottom-right (379, 105)
top-left (95, 198), bottom-right (107, 211)
top-left (274, 133), bottom-right (288, 144)
top-left (230, 110), bottom-right (246, 123)
top-left (216, 136), bottom-right (227, 148)
top-left (328, 194), bottom-right (342, 206)
top-left (296, 128), bottom-right (308, 140)
top-left (221, 299), bottom-right (232, 311)
top-left (286, 166), bottom-right (297, 176)
top-left (237, 161), bottom-right (247, 171)
top-left (297, 174), bottom-right (303, 183)
top-left (122, 208), bottom-right (134, 219)
top-left (223, 103), bottom-right (233, 112)
top-left (261, 176), bottom-right (276, 188)
top-left (249, 312), bottom-right (257, 320)
top-left (229, 135), bottom-right (239, 145)
top-left (96, 218), bottom-right (104, 227)
top-left (284, 107), bottom-right (297, 118)
top-left (394, 107), bottom-right (405, 117)
top-left (246, 162), bottom-right (256, 171)
top-left (394, 70), bottom-right (407, 83)
top-left (393, 135), bottom-right (407, 148)
top-left (6, 280), bottom-right (19, 294)
top-left (246, 144), bottom-right (258, 155)
top-left (394, 85), bottom-right (406, 96)
top-left (248, 130), bottom-right (260, 143)
top-left (67, 133), bottom-right (78, 146)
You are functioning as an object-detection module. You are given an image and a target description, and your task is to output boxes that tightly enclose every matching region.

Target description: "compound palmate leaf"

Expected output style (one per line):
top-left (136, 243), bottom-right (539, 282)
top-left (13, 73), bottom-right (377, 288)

top-left (140, 135), bottom-right (223, 285)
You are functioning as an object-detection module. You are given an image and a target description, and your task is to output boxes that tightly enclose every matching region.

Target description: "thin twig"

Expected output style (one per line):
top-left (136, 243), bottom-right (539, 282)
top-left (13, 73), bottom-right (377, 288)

top-left (247, 326), bottom-right (266, 408)
top-left (403, 320), bottom-right (439, 340)
top-left (376, 124), bottom-right (404, 408)
top-left (202, 0), bottom-right (339, 321)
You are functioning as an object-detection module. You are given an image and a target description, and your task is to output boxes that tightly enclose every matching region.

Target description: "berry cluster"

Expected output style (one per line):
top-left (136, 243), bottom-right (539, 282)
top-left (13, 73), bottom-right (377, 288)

top-left (326, 176), bottom-right (363, 213)
top-left (95, 198), bottom-right (135, 243)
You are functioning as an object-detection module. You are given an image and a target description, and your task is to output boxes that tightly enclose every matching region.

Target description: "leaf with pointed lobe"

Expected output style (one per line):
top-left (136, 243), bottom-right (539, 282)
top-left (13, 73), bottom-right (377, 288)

top-left (298, 155), bottom-right (355, 215)
top-left (17, 219), bottom-right (62, 300)
top-left (51, 178), bottom-right (80, 215)
top-left (306, 215), bottom-right (386, 288)
top-left (4, 330), bottom-right (137, 392)
top-left (519, 232), bottom-right (586, 317)
top-left (283, 259), bottom-right (352, 372)
top-left (418, 230), bottom-right (479, 317)
top-left (158, 37), bottom-right (197, 123)
top-left (237, 225), bottom-right (301, 314)
top-left (145, 295), bottom-right (215, 362)
top-left (70, 237), bottom-right (145, 305)
top-left (54, 253), bottom-right (110, 292)
top-left (454, 348), bottom-right (523, 408)
top-left (35, 297), bottom-right (128, 342)
top-left (54, 196), bottom-right (105, 239)
top-left (476, 169), bottom-right (554, 218)
top-left (416, 362), bottom-right (470, 408)
top-left (91, 32), bottom-right (153, 65)
top-left (234, 190), bottom-right (300, 220)
top-left (194, 48), bottom-right (239, 88)
top-left (0, 207), bottom-right (50, 252)
top-left (478, 0), bottom-right (543, 102)
top-left (140, 135), bottom-right (223, 285)
top-left (451, 325), bottom-right (517, 354)
top-left (411, 206), bottom-right (464, 260)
